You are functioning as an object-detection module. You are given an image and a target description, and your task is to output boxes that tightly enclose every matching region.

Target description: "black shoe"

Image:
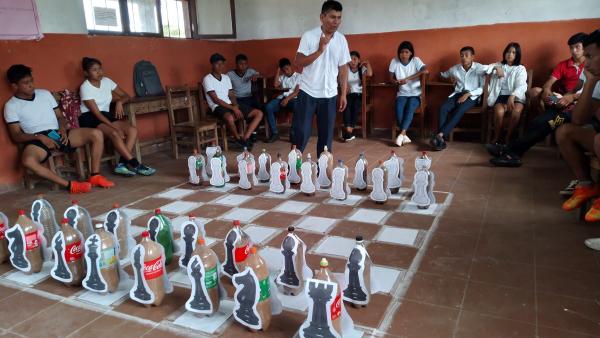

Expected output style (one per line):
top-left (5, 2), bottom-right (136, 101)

top-left (342, 131), bottom-right (355, 142)
top-left (266, 133), bottom-right (280, 143)
top-left (243, 139), bottom-right (254, 151)
top-left (485, 143), bottom-right (507, 158)
top-left (429, 135), bottom-right (438, 149)
top-left (431, 134), bottom-right (445, 151)
top-left (230, 138), bottom-right (244, 150)
top-left (250, 132), bottom-right (258, 144)
top-left (438, 137), bottom-right (447, 151)
top-left (490, 153), bottom-right (522, 167)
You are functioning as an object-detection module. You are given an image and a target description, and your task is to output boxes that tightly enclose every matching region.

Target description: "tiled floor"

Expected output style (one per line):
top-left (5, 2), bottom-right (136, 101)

top-left (0, 133), bottom-right (599, 337)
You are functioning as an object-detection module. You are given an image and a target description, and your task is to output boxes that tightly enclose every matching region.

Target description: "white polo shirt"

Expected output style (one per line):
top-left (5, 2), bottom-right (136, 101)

top-left (203, 73), bottom-right (233, 111)
top-left (297, 26), bottom-right (351, 99)
top-left (440, 62), bottom-right (486, 99)
top-left (347, 66), bottom-right (367, 94)
top-left (80, 77), bottom-right (117, 113)
top-left (277, 72), bottom-right (301, 99)
top-left (389, 57), bottom-right (426, 97)
top-left (4, 89), bottom-right (59, 134)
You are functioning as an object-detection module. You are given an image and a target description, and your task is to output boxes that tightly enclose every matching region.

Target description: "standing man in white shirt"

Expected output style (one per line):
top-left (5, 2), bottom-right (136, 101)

top-left (294, 0), bottom-right (350, 157)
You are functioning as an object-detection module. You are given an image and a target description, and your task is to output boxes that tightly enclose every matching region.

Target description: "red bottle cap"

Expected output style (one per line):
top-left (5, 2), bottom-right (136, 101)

top-left (188, 213), bottom-right (195, 219)
top-left (155, 208), bottom-right (161, 214)
top-left (113, 203), bottom-right (120, 209)
top-left (71, 200), bottom-right (78, 205)
top-left (141, 231), bottom-right (150, 238)
top-left (62, 218), bottom-right (69, 224)
top-left (18, 209), bottom-right (25, 216)
top-left (197, 237), bottom-right (205, 245)
top-left (250, 247), bottom-right (257, 254)
top-left (233, 220), bottom-right (241, 226)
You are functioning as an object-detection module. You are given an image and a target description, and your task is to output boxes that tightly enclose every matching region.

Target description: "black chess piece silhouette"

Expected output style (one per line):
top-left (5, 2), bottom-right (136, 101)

top-left (180, 223), bottom-right (196, 268)
top-left (7, 227), bottom-right (28, 270)
top-left (148, 218), bottom-right (159, 242)
top-left (188, 256), bottom-right (211, 311)
top-left (31, 201), bottom-right (42, 223)
top-left (303, 281), bottom-right (337, 338)
top-left (84, 235), bottom-right (106, 291)
top-left (52, 234), bottom-right (71, 280)
top-left (65, 209), bottom-right (78, 227)
top-left (343, 248), bottom-right (367, 302)
top-left (279, 236), bottom-right (299, 287)
top-left (105, 211), bottom-right (118, 235)
top-left (132, 246), bottom-right (152, 302)
top-left (222, 230), bottom-right (238, 277)
top-left (233, 269), bottom-right (259, 327)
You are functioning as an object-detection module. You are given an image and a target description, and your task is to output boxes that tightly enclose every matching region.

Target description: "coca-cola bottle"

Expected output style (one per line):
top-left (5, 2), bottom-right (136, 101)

top-left (222, 220), bottom-right (251, 278)
top-left (59, 218), bottom-right (85, 286)
top-left (94, 223), bottom-right (119, 292)
top-left (237, 246), bottom-right (272, 331)
top-left (314, 258), bottom-right (342, 336)
top-left (17, 209), bottom-right (43, 274)
top-left (140, 230), bottom-right (166, 306)
top-left (188, 237), bottom-right (220, 314)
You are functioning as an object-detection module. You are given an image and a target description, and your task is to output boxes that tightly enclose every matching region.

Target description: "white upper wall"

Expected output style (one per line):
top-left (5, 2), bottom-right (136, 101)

top-left (36, 0), bottom-right (87, 34)
top-left (235, 0), bottom-right (600, 40)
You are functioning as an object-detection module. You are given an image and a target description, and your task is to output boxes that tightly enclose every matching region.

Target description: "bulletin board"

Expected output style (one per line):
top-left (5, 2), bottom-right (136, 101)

top-left (0, 0), bottom-right (43, 40)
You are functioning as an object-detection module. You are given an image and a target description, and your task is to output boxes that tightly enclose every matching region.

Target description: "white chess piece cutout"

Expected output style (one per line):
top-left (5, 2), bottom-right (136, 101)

top-left (317, 150), bottom-right (333, 188)
top-left (370, 167), bottom-right (389, 203)
top-left (411, 171), bottom-right (430, 208)
top-left (238, 160), bottom-right (252, 190)
top-left (205, 145), bottom-right (220, 177)
top-left (188, 150), bottom-right (208, 185)
top-left (353, 153), bottom-right (368, 191)
top-left (257, 149), bottom-right (271, 183)
top-left (330, 161), bottom-right (350, 200)
top-left (412, 152), bottom-right (436, 208)
top-left (288, 146), bottom-right (302, 184)
top-left (269, 162), bottom-right (285, 193)
top-left (384, 151), bottom-right (402, 194)
top-left (210, 157), bottom-right (225, 187)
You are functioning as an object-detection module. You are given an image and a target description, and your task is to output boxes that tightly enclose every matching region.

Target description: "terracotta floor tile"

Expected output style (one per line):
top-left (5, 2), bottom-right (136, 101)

top-left (0, 285), bottom-right (20, 302)
top-left (12, 302), bottom-right (101, 337)
top-left (461, 281), bottom-right (535, 323)
top-left (537, 292), bottom-right (600, 336)
top-left (0, 292), bottom-right (57, 329)
top-left (239, 197), bottom-right (284, 210)
top-left (368, 243), bottom-right (418, 269)
top-left (204, 219), bottom-right (234, 240)
top-left (266, 230), bottom-right (324, 250)
top-left (128, 197), bottom-right (173, 211)
top-left (290, 191), bottom-right (331, 203)
top-left (344, 294), bottom-right (392, 328)
top-left (219, 310), bottom-right (305, 338)
top-left (142, 327), bottom-right (194, 338)
top-left (113, 286), bottom-right (188, 322)
top-left (537, 326), bottom-right (598, 338)
top-left (182, 191), bottom-right (222, 203)
top-left (385, 212), bottom-right (435, 230)
top-left (405, 272), bottom-right (468, 308)
top-left (536, 266), bottom-right (600, 300)
top-left (231, 186), bottom-right (269, 196)
top-left (253, 212), bottom-right (302, 228)
top-left (328, 220), bottom-right (381, 241)
top-left (535, 237), bottom-right (600, 273)
top-left (190, 204), bottom-right (232, 219)
top-left (387, 300), bottom-right (458, 338)
top-left (34, 278), bottom-right (82, 297)
top-left (454, 311), bottom-right (535, 338)
top-left (308, 204), bottom-right (355, 219)
top-left (69, 314), bottom-right (153, 338)
top-left (475, 233), bottom-right (534, 264)
top-left (436, 216), bottom-right (481, 235)
top-left (469, 257), bottom-right (535, 290)
top-left (357, 198), bottom-right (402, 211)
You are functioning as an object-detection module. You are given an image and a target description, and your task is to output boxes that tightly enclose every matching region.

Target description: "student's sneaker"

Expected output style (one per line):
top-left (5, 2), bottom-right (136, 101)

top-left (89, 174), bottom-right (115, 188)
top-left (402, 135), bottom-right (412, 146)
top-left (70, 181), bottom-right (92, 194)
top-left (585, 199), bottom-right (600, 222)
top-left (430, 134), bottom-right (445, 151)
top-left (560, 180), bottom-right (579, 196)
top-left (114, 163), bottom-right (136, 177)
top-left (250, 132), bottom-right (258, 144)
top-left (343, 131), bottom-right (355, 142)
top-left (485, 143), bottom-right (507, 158)
top-left (489, 153), bottom-right (522, 167)
top-left (395, 134), bottom-right (405, 147)
top-left (134, 164), bottom-right (156, 176)
top-left (266, 133), bottom-right (280, 143)
top-left (562, 185), bottom-right (600, 211)
top-left (584, 237), bottom-right (600, 250)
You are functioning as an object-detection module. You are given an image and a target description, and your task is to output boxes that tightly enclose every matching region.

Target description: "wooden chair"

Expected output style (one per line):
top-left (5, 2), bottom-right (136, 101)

top-left (22, 145), bottom-right (86, 190)
top-left (262, 76), bottom-right (294, 139)
top-left (392, 72), bottom-right (428, 141)
top-left (449, 75), bottom-right (491, 142)
top-left (486, 69), bottom-right (534, 143)
top-left (167, 85), bottom-right (219, 159)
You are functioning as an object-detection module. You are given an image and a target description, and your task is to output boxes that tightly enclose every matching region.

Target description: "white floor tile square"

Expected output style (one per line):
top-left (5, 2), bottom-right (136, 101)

top-left (244, 225), bottom-right (280, 245)
top-left (129, 225), bottom-right (146, 237)
top-left (294, 216), bottom-right (337, 234)
top-left (170, 216), bottom-right (212, 234)
top-left (273, 201), bottom-right (314, 214)
top-left (169, 270), bottom-right (190, 287)
top-left (155, 188), bottom-right (196, 200)
top-left (220, 208), bottom-right (264, 223)
top-left (371, 265), bottom-right (403, 294)
top-left (205, 183), bottom-right (237, 192)
top-left (259, 247), bottom-right (282, 274)
top-left (375, 226), bottom-right (420, 246)
top-left (172, 300), bottom-right (234, 334)
top-left (313, 236), bottom-right (356, 258)
top-left (77, 278), bottom-right (135, 307)
top-left (159, 201), bottom-right (201, 215)
top-left (348, 208), bottom-right (389, 224)
top-left (95, 208), bottom-right (148, 222)
top-left (325, 195), bottom-right (363, 206)
top-left (213, 194), bottom-right (252, 207)
top-left (398, 201), bottom-right (440, 215)
top-left (261, 189), bottom-right (299, 199)
top-left (278, 292), bottom-right (309, 312)
top-left (4, 261), bottom-right (53, 286)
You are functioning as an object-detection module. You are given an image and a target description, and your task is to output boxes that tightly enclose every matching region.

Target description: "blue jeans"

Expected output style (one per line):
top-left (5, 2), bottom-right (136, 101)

top-left (292, 90), bottom-right (337, 157)
top-left (395, 96), bottom-right (420, 131)
top-left (438, 95), bottom-right (478, 137)
top-left (265, 98), bottom-right (296, 135)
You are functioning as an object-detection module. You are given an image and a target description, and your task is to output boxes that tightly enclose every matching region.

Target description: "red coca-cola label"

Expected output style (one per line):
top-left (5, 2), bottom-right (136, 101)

top-left (65, 240), bottom-right (83, 262)
top-left (25, 231), bottom-right (39, 251)
top-left (234, 244), bottom-right (250, 263)
top-left (0, 223), bottom-right (5, 240)
top-left (331, 294), bottom-right (342, 320)
top-left (144, 256), bottom-right (164, 280)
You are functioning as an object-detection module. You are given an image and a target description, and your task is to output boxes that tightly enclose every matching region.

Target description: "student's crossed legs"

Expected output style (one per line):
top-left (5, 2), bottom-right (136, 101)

top-left (492, 101), bottom-right (524, 143)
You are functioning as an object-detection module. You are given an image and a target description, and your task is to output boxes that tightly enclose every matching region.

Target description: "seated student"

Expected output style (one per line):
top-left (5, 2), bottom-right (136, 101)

top-left (264, 58), bottom-right (301, 143)
top-left (227, 54), bottom-right (261, 110)
top-left (430, 46), bottom-right (486, 151)
top-left (79, 57), bottom-right (156, 177)
top-left (389, 41), bottom-right (428, 146)
top-left (528, 32), bottom-right (587, 114)
top-left (203, 53), bottom-right (263, 149)
top-left (557, 30), bottom-right (600, 226)
top-left (4, 65), bottom-right (114, 194)
top-left (342, 51), bottom-right (373, 142)
top-left (486, 42), bottom-right (528, 145)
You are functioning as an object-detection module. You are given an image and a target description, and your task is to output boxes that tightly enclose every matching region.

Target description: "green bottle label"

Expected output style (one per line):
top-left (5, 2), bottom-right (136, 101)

top-left (204, 266), bottom-right (218, 289)
top-left (296, 158), bottom-right (302, 170)
top-left (156, 215), bottom-right (174, 264)
top-left (258, 277), bottom-right (270, 302)
top-left (196, 159), bottom-right (203, 170)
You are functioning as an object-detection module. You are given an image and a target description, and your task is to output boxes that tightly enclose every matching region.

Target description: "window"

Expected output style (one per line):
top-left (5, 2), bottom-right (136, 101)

top-left (83, 0), bottom-right (162, 36)
top-left (161, 0), bottom-right (191, 39)
top-left (83, 0), bottom-right (124, 33)
top-left (127, 0), bottom-right (160, 34)
top-left (190, 0), bottom-right (236, 39)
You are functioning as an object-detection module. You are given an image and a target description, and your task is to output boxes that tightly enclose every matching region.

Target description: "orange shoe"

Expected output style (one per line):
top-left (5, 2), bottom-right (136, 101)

top-left (585, 198), bottom-right (600, 222)
top-left (89, 174), bottom-right (115, 188)
top-left (562, 185), bottom-right (600, 211)
top-left (70, 181), bottom-right (91, 194)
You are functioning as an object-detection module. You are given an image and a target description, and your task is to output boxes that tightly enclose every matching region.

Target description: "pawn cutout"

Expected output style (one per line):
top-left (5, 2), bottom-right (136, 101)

top-left (411, 152), bottom-right (436, 209)
top-left (103, 203), bottom-right (135, 261)
top-left (317, 146), bottom-right (334, 188)
top-left (64, 200), bottom-right (94, 240)
top-left (300, 153), bottom-right (319, 195)
top-left (188, 149), bottom-right (208, 185)
top-left (288, 145), bottom-right (302, 184)
top-left (353, 152), bottom-right (368, 191)
top-left (330, 160), bottom-right (351, 200)
top-left (370, 161), bottom-right (391, 204)
top-left (30, 195), bottom-right (59, 251)
top-left (257, 149), bottom-right (272, 183)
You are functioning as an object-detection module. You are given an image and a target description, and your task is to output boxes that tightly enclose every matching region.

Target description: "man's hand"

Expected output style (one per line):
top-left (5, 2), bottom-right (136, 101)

top-left (233, 106), bottom-right (244, 119)
top-left (449, 76), bottom-right (457, 85)
top-left (58, 127), bottom-right (69, 145)
top-left (338, 95), bottom-right (347, 112)
top-left (115, 101), bottom-right (125, 119)
top-left (457, 92), bottom-right (470, 104)
top-left (250, 74), bottom-right (259, 82)
top-left (557, 93), bottom-right (575, 107)
top-left (507, 95), bottom-right (516, 111)
top-left (280, 98), bottom-right (290, 107)
top-left (542, 88), bottom-right (553, 101)
top-left (318, 34), bottom-right (332, 53)
top-left (38, 134), bottom-right (57, 150)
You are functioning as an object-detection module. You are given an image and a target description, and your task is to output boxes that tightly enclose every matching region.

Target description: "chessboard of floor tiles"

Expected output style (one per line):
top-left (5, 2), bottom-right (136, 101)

top-left (0, 180), bottom-right (452, 337)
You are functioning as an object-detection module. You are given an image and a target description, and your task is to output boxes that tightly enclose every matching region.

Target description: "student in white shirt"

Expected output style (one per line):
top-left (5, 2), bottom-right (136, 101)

top-left (486, 42), bottom-right (528, 144)
top-left (388, 41), bottom-right (428, 146)
top-left (79, 57), bottom-right (156, 177)
top-left (264, 58), bottom-right (301, 143)
top-left (342, 51), bottom-right (372, 142)
top-left (293, 0), bottom-right (350, 156)
top-left (431, 46), bottom-right (486, 151)
top-left (202, 53), bottom-right (263, 150)
top-left (3, 64), bottom-right (113, 194)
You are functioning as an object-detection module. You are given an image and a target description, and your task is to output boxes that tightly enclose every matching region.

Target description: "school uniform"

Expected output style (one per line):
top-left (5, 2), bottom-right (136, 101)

top-left (203, 73), bottom-right (253, 120)
top-left (227, 68), bottom-right (261, 109)
top-left (389, 57), bottom-right (425, 131)
top-left (343, 66), bottom-right (367, 129)
top-left (78, 77), bottom-right (118, 128)
top-left (265, 72), bottom-right (301, 135)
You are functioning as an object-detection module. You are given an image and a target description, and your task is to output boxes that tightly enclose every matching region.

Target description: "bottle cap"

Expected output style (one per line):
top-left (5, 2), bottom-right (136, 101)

top-left (37, 194), bottom-right (44, 199)
top-left (288, 226), bottom-right (295, 232)
top-left (113, 203), bottom-right (120, 209)
top-left (356, 235), bottom-right (364, 241)
top-left (262, 148), bottom-right (266, 152)
top-left (319, 258), bottom-right (329, 267)
top-left (155, 208), bottom-right (161, 214)
top-left (94, 223), bottom-right (104, 229)
top-left (18, 209), bottom-right (25, 216)
top-left (250, 247), bottom-right (257, 254)
top-left (193, 148), bottom-right (198, 154)
top-left (71, 200), bottom-right (78, 205)
top-left (62, 218), bottom-right (69, 224)
top-left (197, 237), bottom-right (205, 245)
top-left (233, 220), bottom-right (241, 226)
top-left (141, 230), bottom-right (150, 238)
top-left (188, 213), bottom-right (195, 219)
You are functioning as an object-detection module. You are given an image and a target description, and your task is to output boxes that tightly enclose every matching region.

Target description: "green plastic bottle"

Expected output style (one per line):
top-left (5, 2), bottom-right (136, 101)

top-left (152, 208), bottom-right (174, 265)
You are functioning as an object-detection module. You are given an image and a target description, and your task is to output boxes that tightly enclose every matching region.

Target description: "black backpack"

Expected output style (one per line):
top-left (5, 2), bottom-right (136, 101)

top-left (133, 60), bottom-right (165, 97)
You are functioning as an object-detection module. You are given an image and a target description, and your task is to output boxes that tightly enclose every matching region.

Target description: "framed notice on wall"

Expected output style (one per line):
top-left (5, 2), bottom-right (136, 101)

top-left (0, 0), bottom-right (43, 40)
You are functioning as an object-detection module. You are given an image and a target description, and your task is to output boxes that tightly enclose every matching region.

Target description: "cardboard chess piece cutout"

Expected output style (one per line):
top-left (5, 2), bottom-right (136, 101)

top-left (7, 209), bottom-right (43, 274)
top-left (205, 144), bottom-right (219, 177)
top-left (300, 153), bottom-right (320, 196)
top-left (330, 160), bottom-right (351, 201)
top-left (257, 149), bottom-right (272, 183)
top-left (0, 212), bottom-right (9, 263)
top-left (83, 223), bottom-right (120, 293)
top-left (317, 146), bottom-right (334, 188)
top-left (353, 152), bottom-right (368, 191)
top-left (147, 209), bottom-right (175, 266)
top-left (238, 151), bottom-right (258, 190)
top-left (51, 218), bottom-right (85, 286)
top-left (370, 161), bottom-right (391, 204)
top-left (384, 150), bottom-right (404, 194)
top-left (222, 220), bottom-right (252, 278)
top-left (269, 154), bottom-right (290, 194)
top-left (343, 235), bottom-right (372, 307)
top-left (288, 145), bottom-right (303, 184)
top-left (186, 237), bottom-right (221, 315)
top-left (276, 226), bottom-right (312, 295)
top-left (64, 200), bottom-right (94, 240)
top-left (103, 203), bottom-right (135, 261)
top-left (188, 149), bottom-right (208, 185)
top-left (179, 218), bottom-right (200, 269)
top-left (411, 152), bottom-right (436, 209)
top-left (210, 156), bottom-right (226, 187)
top-left (129, 231), bottom-right (173, 306)
top-left (30, 195), bottom-right (59, 251)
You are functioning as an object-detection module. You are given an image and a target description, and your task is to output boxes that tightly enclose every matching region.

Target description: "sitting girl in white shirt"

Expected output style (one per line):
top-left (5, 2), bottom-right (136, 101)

top-left (342, 51), bottom-right (373, 141)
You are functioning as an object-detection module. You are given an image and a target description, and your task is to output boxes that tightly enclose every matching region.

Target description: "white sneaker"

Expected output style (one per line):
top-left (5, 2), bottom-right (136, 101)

top-left (395, 134), bottom-right (405, 147)
top-left (584, 238), bottom-right (600, 251)
top-left (402, 135), bottom-right (412, 145)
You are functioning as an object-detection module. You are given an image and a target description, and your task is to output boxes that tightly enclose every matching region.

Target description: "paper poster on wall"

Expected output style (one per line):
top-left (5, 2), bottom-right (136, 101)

top-left (93, 7), bottom-right (118, 27)
top-left (0, 0), bottom-right (43, 40)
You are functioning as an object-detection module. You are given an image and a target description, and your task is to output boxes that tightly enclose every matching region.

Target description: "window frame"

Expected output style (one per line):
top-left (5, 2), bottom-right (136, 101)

top-left (86, 0), bottom-right (165, 38)
top-left (189, 0), bottom-right (236, 39)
